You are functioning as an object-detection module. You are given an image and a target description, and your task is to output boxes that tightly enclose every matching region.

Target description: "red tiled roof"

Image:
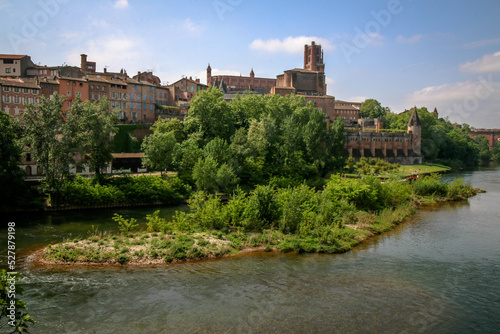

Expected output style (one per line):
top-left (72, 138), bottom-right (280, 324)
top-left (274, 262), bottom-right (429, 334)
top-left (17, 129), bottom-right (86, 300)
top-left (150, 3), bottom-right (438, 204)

top-left (0, 54), bottom-right (29, 59)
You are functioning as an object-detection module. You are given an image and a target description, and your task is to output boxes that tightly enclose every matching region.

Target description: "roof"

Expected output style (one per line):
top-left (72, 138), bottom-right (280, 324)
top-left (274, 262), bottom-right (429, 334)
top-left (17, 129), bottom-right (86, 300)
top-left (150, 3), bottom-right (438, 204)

top-left (0, 77), bottom-right (40, 89)
top-left (58, 76), bottom-right (87, 82)
top-left (0, 54), bottom-right (29, 59)
top-left (408, 107), bottom-right (421, 127)
top-left (335, 105), bottom-right (360, 111)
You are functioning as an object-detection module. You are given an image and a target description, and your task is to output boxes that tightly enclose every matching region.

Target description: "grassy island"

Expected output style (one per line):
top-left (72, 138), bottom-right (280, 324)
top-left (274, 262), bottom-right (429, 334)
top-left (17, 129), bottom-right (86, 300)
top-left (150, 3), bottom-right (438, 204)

top-left (38, 174), bottom-right (481, 266)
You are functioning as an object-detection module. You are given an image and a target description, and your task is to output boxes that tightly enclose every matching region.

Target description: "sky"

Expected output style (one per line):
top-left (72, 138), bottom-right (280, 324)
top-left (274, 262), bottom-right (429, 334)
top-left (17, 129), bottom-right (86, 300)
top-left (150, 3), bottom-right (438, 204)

top-left (1, 0), bottom-right (500, 128)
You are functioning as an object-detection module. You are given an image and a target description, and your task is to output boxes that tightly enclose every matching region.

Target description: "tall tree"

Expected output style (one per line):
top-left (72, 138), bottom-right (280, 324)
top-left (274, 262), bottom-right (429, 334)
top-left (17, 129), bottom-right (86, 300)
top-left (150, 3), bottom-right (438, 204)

top-left (360, 99), bottom-right (386, 118)
top-left (0, 111), bottom-right (29, 211)
top-left (141, 131), bottom-right (177, 173)
top-left (21, 93), bottom-right (80, 204)
top-left (72, 98), bottom-right (118, 183)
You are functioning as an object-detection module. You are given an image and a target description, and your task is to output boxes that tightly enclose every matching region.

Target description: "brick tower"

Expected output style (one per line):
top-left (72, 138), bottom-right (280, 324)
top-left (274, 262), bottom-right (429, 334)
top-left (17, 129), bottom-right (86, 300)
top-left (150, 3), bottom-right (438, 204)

top-left (407, 106), bottom-right (422, 156)
top-left (304, 41), bottom-right (324, 73)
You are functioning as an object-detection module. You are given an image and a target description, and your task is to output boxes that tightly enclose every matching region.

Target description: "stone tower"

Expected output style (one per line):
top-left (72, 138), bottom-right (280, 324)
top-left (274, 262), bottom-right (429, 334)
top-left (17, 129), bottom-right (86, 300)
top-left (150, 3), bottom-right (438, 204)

top-left (206, 63), bottom-right (212, 86)
top-left (407, 106), bottom-right (422, 156)
top-left (304, 41), bottom-right (325, 73)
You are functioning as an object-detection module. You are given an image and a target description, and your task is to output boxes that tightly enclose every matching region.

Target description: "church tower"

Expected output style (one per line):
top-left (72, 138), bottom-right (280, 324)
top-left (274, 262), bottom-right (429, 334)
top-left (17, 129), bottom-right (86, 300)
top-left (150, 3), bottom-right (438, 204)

top-left (304, 41), bottom-right (325, 73)
top-left (206, 63), bottom-right (212, 86)
top-left (407, 106), bottom-right (422, 156)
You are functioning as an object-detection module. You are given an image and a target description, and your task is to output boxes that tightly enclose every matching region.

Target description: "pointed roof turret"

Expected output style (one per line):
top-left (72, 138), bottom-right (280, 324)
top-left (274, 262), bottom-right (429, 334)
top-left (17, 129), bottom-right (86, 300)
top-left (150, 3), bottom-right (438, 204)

top-left (207, 63), bottom-right (211, 70)
top-left (408, 106), bottom-right (421, 127)
top-left (250, 68), bottom-right (255, 78)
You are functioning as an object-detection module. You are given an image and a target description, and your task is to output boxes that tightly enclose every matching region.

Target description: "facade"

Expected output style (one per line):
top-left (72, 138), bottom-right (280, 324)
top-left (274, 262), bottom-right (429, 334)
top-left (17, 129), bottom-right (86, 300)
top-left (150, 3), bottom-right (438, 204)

top-left (207, 65), bottom-right (276, 95)
top-left (345, 108), bottom-right (422, 164)
top-left (0, 77), bottom-right (40, 117)
top-left (0, 54), bottom-right (36, 77)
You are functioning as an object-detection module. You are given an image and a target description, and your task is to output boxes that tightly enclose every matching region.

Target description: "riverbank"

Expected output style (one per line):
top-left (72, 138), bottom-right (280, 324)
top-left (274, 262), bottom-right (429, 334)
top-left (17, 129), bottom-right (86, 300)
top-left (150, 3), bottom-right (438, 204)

top-left (33, 174), bottom-right (481, 267)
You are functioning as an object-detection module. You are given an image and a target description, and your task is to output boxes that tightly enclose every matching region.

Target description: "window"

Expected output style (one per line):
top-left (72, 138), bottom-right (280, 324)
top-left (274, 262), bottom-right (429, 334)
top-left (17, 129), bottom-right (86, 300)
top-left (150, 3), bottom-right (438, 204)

top-left (14, 87), bottom-right (19, 92)
top-left (143, 94), bottom-right (146, 101)
top-left (155, 92), bottom-right (157, 97)
top-left (130, 93), bottom-right (133, 100)
top-left (96, 85), bottom-right (100, 90)
top-left (3, 95), bottom-right (9, 103)
top-left (137, 103), bottom-right (140, 110)
top-left (150, 104), bottom-right (153, 111)
top-left (111, 92), bottom-right (115, 98)
top-left (68, 102), bottom-right (71, 108)
top-left (5, 68), bottom-right (11, 73)
top-left (26, 153), bottom-right (31, 162)
top-left (134, 85), bottom-right (137, 90)
top-left (149, 86), bottom-right (152, 92)
top-left (143, 103), bottom-right (146, 110)
top-left (164, 93), bottom-right (167, 98)
top-left (76, 92), bottom-right (81, 98)
top-left (91, 85), bottom-right (94, 89)
top-left (32, 89), bottom-right (37, 94)
top-left (91, 93), bottom-right (95, 99)
top-left (150, 95), bottom-right (153, 102)
top-left (132, 112), bottom-right (137, 119)
top-left (23, 88), bottom-right (29, 93)
top-left (2, 86), bottom-right (8, 92)
top-left (102, 86), bottom-right (105, 91)
top-left (67, 91), bottom-right (71, 96)
top-left (130, 102), bottom-right (134, 109)
top-left (3, 59), bottom-right (14, 64)
top-left (14, 96), bottom-right (19, 103)
top-left (144, 115), bottom-right (146, 120)
top-left (79, 83), bottom-right (83, 87)
top-left (72, 82), bottom-right (76, 86)
top-left (66, 82), bottom-right (70, 86)
top-left (137, 93), bottom-right (140, 100)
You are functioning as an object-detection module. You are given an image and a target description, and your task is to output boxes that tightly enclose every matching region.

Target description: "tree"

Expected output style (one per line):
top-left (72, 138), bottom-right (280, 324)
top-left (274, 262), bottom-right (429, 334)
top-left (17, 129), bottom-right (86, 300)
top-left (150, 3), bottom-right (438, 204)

top-left (151, 118), bottom-right (184, 142)
top-left (0, 111), bottom-right (30, 211)
top-left (183, 88), bottom-right (235, 143)
top-left (21, 93), bottom-right (80, 204)
top-left (73, 98), bottom-right (118, 183)
top-left (360, 99), bottom-right (385, 118)
top-left (141, 131), bottom-right (177, 173)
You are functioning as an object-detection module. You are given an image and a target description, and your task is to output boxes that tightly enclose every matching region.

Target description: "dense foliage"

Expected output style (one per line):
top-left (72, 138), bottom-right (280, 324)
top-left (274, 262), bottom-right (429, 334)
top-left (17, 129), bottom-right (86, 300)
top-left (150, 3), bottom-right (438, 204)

top-left (43, 173), bottom-right (480, 265)
top-left (59, 174), bottom-right (191, 207)
top-left (143, 89), bottom-right (347, 192)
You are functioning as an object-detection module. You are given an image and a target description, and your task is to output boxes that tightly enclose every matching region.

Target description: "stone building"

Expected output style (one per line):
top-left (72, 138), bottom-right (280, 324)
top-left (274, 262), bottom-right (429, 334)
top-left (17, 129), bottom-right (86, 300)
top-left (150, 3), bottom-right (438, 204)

top-left (0, 77), bottom-right (40, 117)
top-left (345, 108), bottom-right (422, 164)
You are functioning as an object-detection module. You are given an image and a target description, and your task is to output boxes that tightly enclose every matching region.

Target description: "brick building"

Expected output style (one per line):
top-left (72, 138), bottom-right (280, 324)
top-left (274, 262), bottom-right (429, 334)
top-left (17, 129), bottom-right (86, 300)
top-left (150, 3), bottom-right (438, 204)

top-left (207, 64), bottom-right (276, 95)
top-left (0, 54), bottom-right (36, 77)
top-left (0, 77), bottom-right (40, 118)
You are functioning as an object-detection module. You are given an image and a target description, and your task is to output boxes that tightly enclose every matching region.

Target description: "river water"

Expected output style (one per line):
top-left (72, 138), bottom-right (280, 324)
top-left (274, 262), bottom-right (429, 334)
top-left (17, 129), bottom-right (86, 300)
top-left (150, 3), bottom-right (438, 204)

top-left (1, 166), bottom-right (499, 333)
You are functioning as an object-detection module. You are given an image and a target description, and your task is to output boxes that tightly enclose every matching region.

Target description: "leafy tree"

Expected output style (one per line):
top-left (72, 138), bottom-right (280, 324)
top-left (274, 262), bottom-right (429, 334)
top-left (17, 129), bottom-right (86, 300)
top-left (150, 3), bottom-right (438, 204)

top-left (492, 140), bottom-right (500, 161)
top-left (360, 99), bottom-right (386, 118)
top-left (183, 88), bottom-right (235, 143)
top-left (151, 118), bottom-right (185, 142)
top-left (141, 131), bottom-right (177, 173)
top-left (21, 93), bottom-right (80, 204)
top-left (192, 157), bottom-right (218, 193)
top-left (0, 112), bottom-right (30, 211)
top-left (73, 98), bottom-right (118, 183)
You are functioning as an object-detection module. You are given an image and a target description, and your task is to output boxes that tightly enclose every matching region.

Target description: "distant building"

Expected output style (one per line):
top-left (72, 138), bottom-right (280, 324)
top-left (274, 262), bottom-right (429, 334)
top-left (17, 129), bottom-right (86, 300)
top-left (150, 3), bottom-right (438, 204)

top-left (0, 54), bottom-right (36, 77)
top-left (207, 64), bottom-right (276, 95)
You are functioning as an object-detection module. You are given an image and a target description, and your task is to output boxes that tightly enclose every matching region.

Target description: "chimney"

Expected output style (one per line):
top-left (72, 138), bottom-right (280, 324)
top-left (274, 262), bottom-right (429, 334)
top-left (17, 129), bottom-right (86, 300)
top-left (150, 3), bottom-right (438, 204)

top-left (195, 78), bottom-right (200, 83)
top-left (80, 54), bottom-right (87, 70)
top-left (104, 68), bottom-right (107, 73)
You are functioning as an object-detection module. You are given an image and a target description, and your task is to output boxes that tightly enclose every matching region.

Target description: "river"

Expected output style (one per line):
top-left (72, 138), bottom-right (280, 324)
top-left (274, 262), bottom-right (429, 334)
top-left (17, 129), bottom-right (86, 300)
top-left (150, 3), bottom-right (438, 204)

top-left (1, 166), bottom-right (499, 333)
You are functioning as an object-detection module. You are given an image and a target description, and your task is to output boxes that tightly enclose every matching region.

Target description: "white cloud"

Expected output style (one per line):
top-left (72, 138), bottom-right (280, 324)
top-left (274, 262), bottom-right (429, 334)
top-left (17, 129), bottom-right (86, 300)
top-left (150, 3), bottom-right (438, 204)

top-left (464, 38), bottom-right (500, 49)
top-left (365, 33), bottom-right (385, 46)
top-left (396, 34), bottom-right (423, 44)
top-left (249, 36), bottom-right (334, 54)
top-left (459, 51), bottom-right (500, 73)
top-left (182, 18), bottom-right (203, 33)
top-left (66, 35), bottom-right (144, 73)
top-left (325, 77), bottom-right (335, 86)
top-left (113, 0), bottom-right (129, 9)
top-left (405, 76), bottom-right (500, 127)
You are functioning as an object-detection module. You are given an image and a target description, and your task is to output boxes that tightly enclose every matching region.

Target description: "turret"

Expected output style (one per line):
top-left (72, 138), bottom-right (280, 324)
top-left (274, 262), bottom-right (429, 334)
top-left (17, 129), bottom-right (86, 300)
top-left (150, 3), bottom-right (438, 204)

top-left (206, 63), bottom-right (212, 86)
top-left (407, 106), bottom-right (422, 155)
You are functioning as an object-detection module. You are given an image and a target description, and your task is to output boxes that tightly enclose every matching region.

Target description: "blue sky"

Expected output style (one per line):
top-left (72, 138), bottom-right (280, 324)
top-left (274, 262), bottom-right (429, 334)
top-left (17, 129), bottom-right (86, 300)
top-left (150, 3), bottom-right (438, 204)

top-left (1, 0), bottom-right (499, 128)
